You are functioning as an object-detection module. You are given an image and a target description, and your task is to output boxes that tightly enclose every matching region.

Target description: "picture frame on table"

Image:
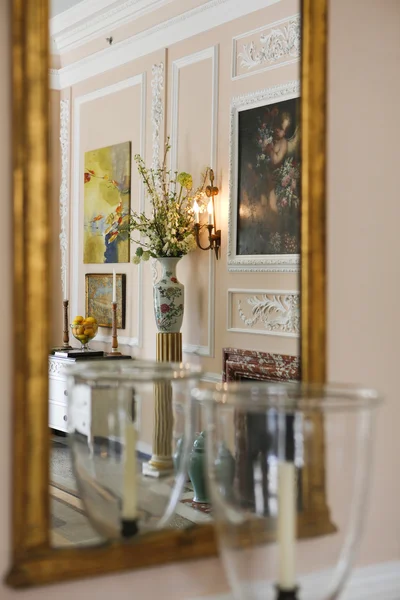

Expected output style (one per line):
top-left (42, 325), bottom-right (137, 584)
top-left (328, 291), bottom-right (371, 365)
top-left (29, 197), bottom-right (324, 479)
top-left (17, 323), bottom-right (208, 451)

top-left (85, 273), bottom-right (126, 328)
top-left (228, 81), bottom-right (301, 273)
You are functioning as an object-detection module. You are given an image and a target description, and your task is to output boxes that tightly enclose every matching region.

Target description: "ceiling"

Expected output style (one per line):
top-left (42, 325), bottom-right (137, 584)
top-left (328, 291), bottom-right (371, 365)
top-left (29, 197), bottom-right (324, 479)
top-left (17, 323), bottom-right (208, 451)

top-left (50, 0), bottom-right (86, 17)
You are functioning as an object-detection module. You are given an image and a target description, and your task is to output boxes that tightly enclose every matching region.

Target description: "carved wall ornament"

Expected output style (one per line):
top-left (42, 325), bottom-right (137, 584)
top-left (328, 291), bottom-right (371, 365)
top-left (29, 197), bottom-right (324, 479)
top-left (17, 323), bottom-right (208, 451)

top-left (151, 61), bottom-right (164, 171)
top-left (59, 99), bottom-right (70, 300)
top-left (238, 15), bottom-right (300, 73)
top-left (228, 289), bottom-right (299, 337)
top-left (238, 293), bottom-right (299, 335)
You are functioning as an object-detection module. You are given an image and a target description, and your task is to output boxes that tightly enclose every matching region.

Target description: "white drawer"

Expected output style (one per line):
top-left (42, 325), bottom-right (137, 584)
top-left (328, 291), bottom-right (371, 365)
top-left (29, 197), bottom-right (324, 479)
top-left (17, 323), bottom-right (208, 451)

top-left (71, 408), bottom-right (90, 436)
top-left (49, 401), bottom-right (68, 432)
top-left (49, 378), bottom-right (68, 403)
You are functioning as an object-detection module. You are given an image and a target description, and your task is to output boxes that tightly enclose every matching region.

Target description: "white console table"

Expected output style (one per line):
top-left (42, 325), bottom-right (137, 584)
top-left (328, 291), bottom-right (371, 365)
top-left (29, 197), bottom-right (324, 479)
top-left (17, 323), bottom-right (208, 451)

top-left (48, 354), bottom-right (133, 438)
top-left (48, 355), bottom-right (91, 434)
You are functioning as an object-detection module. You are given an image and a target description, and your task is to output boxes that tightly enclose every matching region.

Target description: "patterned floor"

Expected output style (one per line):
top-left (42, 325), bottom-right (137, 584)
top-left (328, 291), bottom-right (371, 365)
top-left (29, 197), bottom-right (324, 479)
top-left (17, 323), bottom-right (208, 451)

top-left (50, 434), bottom-right (212, 547)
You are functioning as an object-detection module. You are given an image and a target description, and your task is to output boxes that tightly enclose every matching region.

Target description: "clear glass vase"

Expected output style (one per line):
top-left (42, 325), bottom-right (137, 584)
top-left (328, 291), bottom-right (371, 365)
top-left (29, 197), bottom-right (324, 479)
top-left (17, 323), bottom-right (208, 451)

top-left (192, 382), bottom-right (382, 600)
top-left (67, 359), bottom-right (202, 540)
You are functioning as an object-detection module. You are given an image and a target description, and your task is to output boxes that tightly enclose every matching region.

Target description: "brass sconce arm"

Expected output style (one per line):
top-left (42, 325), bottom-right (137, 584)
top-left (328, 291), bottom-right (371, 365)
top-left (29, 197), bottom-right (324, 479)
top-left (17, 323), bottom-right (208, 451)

top-left (193, 168), bottom-right (221, 260)
top-left (194, 223), bottom-right (221, 260)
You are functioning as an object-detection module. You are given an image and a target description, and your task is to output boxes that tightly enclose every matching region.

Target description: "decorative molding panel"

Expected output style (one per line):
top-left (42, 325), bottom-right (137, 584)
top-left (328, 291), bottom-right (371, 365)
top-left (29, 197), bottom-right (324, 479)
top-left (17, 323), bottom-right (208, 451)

top-left (71, 74), bottom-right (146, 348)
top-left (49, 357), bottom-right (69, 378)
top-left (151, 62), bottom-right (164, 171)
top-left (227, 289), bottom-right (299, 337)
top-left (227, 81), bottom-right (300, 273)
top-left (59, 99), bottom-right (70, 300)
top-left (171, 46), bottom-right (219, 358)
top-left (49, 0), bottom-right (279, 89)
top-left (232, 14), bottom-right (301, 80)
top-left (202, 372), bottom-right (222, 383)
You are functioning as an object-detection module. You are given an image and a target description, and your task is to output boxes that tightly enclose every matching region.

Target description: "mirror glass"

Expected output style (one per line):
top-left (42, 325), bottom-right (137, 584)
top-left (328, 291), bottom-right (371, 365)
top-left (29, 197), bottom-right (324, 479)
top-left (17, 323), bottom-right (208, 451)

top-left (49, 0), bottom-right (301, 547)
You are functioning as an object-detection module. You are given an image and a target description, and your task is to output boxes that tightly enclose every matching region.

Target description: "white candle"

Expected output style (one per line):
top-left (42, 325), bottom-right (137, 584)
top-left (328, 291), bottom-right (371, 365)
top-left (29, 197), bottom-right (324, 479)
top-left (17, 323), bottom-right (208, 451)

top-left (193, 199), bottom-right (200, 224)
top-left (122, 422), bottom-right (138, 520)
top-left (112, 269), bottom-right (117, 303)
top-left (207, 198), bottom-right (213, 225)
top-left (277, 462), bottom-right (296, 590)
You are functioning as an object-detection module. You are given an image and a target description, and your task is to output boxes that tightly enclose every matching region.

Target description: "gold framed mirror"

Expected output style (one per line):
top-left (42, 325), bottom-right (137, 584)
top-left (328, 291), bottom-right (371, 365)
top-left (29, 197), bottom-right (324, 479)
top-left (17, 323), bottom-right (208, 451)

top-left (6, 0), bottom-right (328, 588)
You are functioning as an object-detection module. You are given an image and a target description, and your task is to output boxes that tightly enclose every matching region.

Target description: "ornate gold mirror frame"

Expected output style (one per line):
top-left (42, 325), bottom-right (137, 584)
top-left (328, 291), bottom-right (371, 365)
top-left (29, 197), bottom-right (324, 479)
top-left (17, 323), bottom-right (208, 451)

top-left (6, 0), bottom-right (328, 588)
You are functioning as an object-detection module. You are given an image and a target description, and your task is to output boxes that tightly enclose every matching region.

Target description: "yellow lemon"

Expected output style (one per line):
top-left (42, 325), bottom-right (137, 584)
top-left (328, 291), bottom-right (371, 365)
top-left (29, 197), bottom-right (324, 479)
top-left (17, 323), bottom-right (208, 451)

top-left (85, 316), bottom-right (96, 324)
top-left (76, 326), bottom-right (84, 335)
top-left (84, 328), bottom-right (94, 337)
top-left (73, 315), bottom-right (84, 324)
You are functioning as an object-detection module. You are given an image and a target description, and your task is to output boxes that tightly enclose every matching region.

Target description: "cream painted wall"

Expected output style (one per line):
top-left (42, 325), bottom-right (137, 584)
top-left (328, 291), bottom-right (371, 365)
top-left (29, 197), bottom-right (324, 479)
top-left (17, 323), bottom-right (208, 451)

top-left (1, 1), bottom-right (399, 599)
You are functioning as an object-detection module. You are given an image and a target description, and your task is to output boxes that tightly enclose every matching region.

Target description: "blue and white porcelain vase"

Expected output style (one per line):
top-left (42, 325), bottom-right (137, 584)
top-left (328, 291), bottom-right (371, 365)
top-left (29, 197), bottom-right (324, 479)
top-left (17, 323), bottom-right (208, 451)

top-left (153, 257), bottom-right (184, 333)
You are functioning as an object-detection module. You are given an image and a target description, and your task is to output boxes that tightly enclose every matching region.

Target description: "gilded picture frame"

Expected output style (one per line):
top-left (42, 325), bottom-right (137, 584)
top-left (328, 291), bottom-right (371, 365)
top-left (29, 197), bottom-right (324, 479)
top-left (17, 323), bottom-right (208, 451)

top-left (85, 273), bottom-right (127, 328)
top-left (6, 0), bottom-right (328, 588)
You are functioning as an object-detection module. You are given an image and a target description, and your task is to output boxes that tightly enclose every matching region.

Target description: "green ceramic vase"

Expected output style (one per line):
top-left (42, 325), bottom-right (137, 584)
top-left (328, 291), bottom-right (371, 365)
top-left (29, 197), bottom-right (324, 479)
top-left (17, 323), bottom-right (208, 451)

top-left (188, 431), bottom-right (209, 503)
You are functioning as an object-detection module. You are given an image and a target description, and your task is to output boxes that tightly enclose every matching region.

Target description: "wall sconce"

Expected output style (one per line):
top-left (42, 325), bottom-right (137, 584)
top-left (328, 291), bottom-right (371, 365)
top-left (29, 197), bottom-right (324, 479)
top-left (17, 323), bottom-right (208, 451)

top-left (193, 169), bottom-right (221, 259)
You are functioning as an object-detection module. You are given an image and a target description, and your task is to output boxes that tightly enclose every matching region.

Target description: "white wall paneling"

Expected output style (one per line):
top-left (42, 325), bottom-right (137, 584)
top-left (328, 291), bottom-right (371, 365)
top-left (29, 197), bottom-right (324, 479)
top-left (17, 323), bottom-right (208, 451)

top-left (231, 14), bottom-right (301, 80)
top-left (71, 73), bottom-right (146, 347)
top-left (227, 288), bottom-right (299, 337)
top-left (59, 98), bottom-right (70, 301)
top-left (171, 46), bottom-right (219, 358)
top-left (49, 0), bottom-right (280, 89)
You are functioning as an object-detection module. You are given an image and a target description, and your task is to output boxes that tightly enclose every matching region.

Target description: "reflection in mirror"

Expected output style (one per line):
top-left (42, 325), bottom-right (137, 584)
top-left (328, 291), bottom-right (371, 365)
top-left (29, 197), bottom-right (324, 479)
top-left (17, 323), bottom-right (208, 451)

top-left (49, 0), bottom-right (302, 548)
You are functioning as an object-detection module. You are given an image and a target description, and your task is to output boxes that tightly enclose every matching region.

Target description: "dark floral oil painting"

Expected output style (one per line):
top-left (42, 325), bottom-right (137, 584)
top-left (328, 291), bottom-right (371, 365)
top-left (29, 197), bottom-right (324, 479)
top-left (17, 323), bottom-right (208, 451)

top-left (236, 97), bottom-right (300, 256)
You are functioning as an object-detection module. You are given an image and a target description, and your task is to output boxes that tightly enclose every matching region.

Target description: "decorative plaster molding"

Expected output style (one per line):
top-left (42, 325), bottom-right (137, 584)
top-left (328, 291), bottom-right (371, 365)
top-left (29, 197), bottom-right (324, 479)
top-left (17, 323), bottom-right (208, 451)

top-left (227, 289), bottom-right (299, 337)
top-left (71, 74), bottom-right (146, 347)
top-left (59, 99), bottom-right (70, 301)
top-left (232, 14), bottom-right (300, 80)
top-left (49, 68), bottom-right (61, 90)
top-left (48, 358), bottom-right (68, 377)
top-left (151, 62), bottom-right (164, 171)
top-left (227, 81), bottom-right (300, 273)
top-left (171, 46), bottom-right (219, 358)
top-left (201, 372), bottom-right (222, 383)
top-left (49, 0), bottom-right (279, 90)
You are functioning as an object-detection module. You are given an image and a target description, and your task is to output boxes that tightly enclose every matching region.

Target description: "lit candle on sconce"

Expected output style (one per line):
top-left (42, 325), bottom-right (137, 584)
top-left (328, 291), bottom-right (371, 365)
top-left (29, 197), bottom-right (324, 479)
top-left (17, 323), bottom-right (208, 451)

top-left (112, 269), bottom-right (117, 303)
top-left (207, 198), bottom-right (213, 226)
top-left (193, 199), bottom-right (200, 224)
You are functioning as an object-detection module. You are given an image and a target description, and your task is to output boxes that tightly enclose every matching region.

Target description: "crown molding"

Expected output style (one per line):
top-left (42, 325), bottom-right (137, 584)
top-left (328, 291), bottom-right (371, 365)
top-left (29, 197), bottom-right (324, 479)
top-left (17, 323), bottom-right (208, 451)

top-left (51, 0), bottom-right (176, 55)
top-left (50, 0), bottom-right (118, 37)
top-left (50, 0), bottom-right (280, 90)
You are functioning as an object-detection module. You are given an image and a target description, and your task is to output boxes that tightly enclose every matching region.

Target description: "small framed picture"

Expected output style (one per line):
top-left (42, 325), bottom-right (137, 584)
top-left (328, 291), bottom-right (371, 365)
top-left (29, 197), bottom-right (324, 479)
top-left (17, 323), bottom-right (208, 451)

top-left (85, 273), bottom-right (126, 328)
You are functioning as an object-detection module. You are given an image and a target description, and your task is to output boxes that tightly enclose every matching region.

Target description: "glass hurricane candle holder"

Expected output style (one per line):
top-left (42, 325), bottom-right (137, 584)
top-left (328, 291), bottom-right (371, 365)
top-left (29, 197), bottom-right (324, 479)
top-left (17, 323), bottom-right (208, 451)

top-left (192, 383), bottom-right (382, 600)
top-left (67, 360), bottom-right (202, 540)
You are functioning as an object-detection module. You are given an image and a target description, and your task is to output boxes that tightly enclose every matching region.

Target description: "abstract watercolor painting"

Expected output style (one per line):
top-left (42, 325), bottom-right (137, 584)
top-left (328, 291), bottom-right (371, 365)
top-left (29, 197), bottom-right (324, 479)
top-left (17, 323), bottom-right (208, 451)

top-left (83, 141), bottom-right (131, 264)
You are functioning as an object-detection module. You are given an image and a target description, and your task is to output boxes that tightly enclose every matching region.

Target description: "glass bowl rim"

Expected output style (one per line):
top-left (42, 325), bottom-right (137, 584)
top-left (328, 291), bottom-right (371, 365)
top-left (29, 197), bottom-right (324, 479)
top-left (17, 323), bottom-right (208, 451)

top-left (67, 359), bottom-right (203, 384)
top-left (191, 381), bottom-right (383, 412)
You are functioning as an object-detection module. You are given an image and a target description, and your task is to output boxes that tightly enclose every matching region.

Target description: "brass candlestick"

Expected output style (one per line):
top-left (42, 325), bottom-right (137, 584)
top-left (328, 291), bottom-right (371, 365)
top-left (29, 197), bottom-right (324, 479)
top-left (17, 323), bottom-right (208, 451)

top-left (111, 301), bottom-right (121, 355)
top-left (63, 299), bottom-right (72, 349)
